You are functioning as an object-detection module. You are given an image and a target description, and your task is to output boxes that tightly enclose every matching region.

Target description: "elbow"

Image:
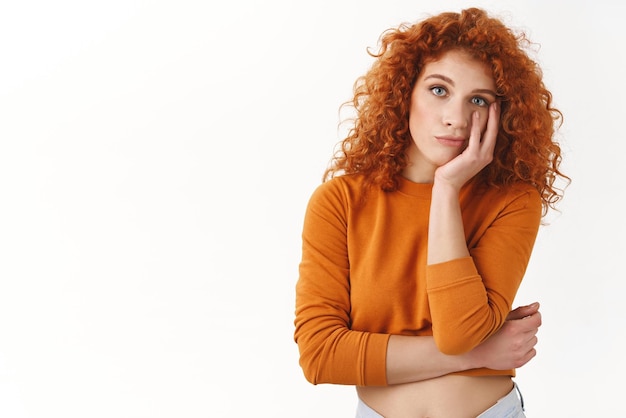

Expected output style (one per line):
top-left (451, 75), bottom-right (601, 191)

top-left (298, 352), bottom-right (321, 385)
top-left (301, 368), bottom-right (319, 385)
top-left (295, 340), bottom-right (323, 385)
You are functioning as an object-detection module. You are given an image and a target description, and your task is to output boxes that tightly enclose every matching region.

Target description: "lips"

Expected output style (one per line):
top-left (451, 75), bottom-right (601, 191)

top-left (435, 135), bottom-right (467, 147)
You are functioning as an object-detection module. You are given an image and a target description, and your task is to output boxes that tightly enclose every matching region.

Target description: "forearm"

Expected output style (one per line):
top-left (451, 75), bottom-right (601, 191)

top-left (426, 181), bottom-right (495, 354)
top-left (386, 304), bottom-right (542, 385)
top-left (386, 335), bottom-right (478, 385)
top-left (427, 182), bottom-right (468, 265)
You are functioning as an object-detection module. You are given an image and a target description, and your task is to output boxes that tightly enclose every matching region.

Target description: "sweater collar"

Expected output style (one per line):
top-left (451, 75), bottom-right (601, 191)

top-left (396, 175), bottom-right (433, 198)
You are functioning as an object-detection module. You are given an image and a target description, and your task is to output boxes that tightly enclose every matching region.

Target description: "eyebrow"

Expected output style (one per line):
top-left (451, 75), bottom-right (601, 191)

top-left (423, 74), bottom-right (498, 98)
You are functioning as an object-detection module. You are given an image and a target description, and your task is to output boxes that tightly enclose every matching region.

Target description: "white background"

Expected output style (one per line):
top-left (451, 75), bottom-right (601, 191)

top-left (0, 0), bottom-right (623, 416)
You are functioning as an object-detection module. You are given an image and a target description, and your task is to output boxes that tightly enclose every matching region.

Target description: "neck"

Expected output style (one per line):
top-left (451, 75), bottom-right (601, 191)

top-left (401, 165), bottom-right (435, 184)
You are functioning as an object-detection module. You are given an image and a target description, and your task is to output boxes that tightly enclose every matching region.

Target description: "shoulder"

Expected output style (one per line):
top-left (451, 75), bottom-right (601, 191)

top-left (308, 174), bottom-right (368, 206)
top-left (501, 182), bottom-right (542, 212)
top-left (302, 174), bottom-right (370, 230)
top-left (462, 180), bottom-right (542, 218)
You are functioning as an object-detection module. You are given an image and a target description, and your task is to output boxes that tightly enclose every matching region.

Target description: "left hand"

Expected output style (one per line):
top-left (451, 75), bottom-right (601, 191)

top-left (468, 301), bottom-right (542, 370)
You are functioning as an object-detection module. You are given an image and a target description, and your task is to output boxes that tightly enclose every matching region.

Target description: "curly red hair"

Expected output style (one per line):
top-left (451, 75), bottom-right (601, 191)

top-left (324, 7), bottom-right (569, 215)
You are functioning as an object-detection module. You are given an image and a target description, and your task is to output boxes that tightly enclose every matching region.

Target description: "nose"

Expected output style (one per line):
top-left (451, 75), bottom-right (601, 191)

top-left (442, 100), bottom-right (470, 129)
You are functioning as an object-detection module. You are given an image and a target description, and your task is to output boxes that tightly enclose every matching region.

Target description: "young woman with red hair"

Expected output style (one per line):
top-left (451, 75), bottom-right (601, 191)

top-left (294, 7), bottom-right (568, 417)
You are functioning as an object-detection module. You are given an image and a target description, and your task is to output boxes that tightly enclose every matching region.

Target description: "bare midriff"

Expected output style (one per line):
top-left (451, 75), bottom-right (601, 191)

top-left (356, 375), bottom-right (513, 418)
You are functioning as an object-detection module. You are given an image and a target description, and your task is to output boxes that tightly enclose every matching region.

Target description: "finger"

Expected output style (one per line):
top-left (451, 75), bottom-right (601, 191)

top-left (506, 305), bottom-right (527, 320)
top-left (519, 312), bottom-right (542, 333)
top-left (481, 101), bottom-right (500, 153)
top-left (505, 313), bottom-right (541, 337)
top-left (524, 335), bottom-right (538, 355)
top-left (466, 111), bottom-right (482, 152)
top-left (522, 324), bottom-right (540, 340)
top-left (506, 302), bottom-right (540, 320)
top-left (525, 331), bottom-right (539, 345)
top-left (529, 311), bottom-right (542, 328)
top-left (517, 348), bottom-right (537, 368)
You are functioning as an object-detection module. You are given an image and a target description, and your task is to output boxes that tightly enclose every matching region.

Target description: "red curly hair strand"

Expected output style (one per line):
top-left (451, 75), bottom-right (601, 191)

top-left (324, 7), bottom-right (569, 215)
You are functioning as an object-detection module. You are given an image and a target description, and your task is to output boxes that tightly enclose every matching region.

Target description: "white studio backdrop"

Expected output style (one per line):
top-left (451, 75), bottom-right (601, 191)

top-left (0, 1), bottom-right (623, 416)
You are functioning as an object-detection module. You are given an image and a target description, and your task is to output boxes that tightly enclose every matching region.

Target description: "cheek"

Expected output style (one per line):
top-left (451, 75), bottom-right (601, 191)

top-left (410, 100), bottom-right (434, 125)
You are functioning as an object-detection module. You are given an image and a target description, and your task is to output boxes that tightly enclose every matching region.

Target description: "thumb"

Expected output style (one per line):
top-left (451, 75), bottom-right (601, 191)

top-left (506, 302), bottom-right (540, 321)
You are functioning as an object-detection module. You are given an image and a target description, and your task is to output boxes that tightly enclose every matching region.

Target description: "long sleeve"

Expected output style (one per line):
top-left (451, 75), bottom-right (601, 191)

top-left (294, 179), bottom-right (389, 386)
top-left (426, 184), bottom-right (542, 355)
top-left (294, 175), bottom-right (541, 384)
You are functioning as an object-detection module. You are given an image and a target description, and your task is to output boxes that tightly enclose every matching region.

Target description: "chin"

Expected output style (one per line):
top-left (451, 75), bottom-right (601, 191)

top-left (435, 154), bottom-right (460, 167)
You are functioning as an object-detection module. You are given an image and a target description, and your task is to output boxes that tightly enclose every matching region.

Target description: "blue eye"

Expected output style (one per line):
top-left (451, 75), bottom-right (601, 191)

top-left (471, 97), bottom-right (488, 107)
top-left (431, 86), bottom-right (447, 96)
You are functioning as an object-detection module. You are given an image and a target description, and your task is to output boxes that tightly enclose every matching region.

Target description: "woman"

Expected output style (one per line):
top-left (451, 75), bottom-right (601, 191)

top-left (294, 7), bottom-right (568, 418)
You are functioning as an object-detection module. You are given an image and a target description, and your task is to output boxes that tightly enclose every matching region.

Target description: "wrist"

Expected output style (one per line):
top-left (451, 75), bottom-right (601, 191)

top-left (461, 346), bottom-right (485, 370)
top-left (431, 178), bottom-right (462, 197)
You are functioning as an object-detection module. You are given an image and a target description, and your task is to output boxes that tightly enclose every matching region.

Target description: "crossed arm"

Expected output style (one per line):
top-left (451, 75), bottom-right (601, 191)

top-left (386, 302), bottom-right (542, 385)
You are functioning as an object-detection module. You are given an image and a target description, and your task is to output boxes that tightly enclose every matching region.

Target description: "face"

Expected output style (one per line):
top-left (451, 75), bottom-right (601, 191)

top-left (404, 49), bottom-right (497, 182)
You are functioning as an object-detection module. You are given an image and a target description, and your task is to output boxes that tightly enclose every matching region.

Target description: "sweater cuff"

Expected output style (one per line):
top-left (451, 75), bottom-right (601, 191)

top-left (363, 333), bottom-right (390, 386)
top-left (426, 256), bottom-right (479, 289)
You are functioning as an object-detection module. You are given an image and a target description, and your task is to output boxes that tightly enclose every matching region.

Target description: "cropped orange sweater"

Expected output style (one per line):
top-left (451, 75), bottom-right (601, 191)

top-left (294, 173), bottom-right (542, 386)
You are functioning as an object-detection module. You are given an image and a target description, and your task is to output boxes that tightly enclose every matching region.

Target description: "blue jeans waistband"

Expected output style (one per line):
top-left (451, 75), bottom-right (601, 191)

top-left (356, 381), bottom-right (526, 418)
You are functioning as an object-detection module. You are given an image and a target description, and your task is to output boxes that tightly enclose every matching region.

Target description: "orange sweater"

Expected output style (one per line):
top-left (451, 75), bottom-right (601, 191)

top-left (294, 174), bottom-right (542, 386)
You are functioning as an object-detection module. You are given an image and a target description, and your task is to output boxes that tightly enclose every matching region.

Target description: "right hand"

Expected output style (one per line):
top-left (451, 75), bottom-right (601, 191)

top-left (434, 103), bottom-right (500, 191)
top-left (469, 302), bottom-right (542, 370)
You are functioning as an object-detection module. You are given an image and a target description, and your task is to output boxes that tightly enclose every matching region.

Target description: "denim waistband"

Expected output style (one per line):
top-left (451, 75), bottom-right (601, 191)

top-left (476, 382), bottom-right (525, 418)
top-left (356, 381), bottom-right (525, 418)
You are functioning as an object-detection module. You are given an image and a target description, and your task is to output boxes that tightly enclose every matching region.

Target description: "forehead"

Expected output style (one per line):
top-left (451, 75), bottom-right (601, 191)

top-left (419, 50), bottom-right (495, 88)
